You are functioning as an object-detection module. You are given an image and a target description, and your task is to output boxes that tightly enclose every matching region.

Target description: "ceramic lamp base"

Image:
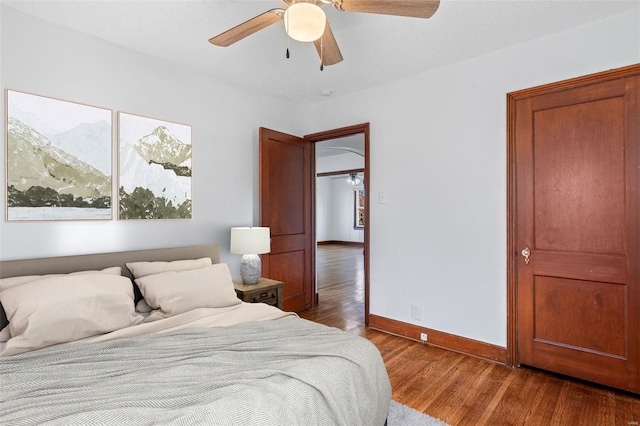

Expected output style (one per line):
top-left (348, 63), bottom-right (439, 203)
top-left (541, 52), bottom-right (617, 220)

top-left (240, 254), bottom-right (261, 285)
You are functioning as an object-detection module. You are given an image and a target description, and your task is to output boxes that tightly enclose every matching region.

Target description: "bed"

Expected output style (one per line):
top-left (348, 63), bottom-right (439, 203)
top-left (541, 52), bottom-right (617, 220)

top-left (0, 245), bottom-right (391, 425)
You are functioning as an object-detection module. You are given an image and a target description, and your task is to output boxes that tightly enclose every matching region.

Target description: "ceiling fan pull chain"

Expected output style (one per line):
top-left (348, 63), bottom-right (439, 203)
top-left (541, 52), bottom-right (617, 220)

top-left (286, 7), bottom-right (290, 59)
top-left (320, 34), bottom-right (324, 71)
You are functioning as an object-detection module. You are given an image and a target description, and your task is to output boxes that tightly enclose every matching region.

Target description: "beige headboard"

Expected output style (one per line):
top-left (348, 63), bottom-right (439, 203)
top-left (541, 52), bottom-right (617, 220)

top-left (0, 245), bottom-right (221, 329)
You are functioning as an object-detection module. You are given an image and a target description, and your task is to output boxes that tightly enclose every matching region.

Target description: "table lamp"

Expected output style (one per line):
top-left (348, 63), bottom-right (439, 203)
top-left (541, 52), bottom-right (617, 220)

top-left (230, 227), bottom-right (271, 285)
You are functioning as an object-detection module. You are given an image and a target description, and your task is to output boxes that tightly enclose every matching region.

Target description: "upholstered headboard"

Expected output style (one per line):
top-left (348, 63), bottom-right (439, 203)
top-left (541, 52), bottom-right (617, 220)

top-left (0, 245), bottom-right (221, 329)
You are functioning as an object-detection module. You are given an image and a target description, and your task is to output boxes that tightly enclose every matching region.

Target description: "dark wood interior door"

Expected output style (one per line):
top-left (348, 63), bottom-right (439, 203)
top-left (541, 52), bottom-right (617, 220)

top-left (259, 128), bottom-right (313, 312)
top-left (514, 69), bottom-right (640, 391)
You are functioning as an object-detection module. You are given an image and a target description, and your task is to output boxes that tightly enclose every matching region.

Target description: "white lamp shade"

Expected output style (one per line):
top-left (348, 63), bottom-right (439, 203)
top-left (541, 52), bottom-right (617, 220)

top-left (284, 2), bottom-right (326, 42)
top-left (230, 227), bottom-right (271, 255)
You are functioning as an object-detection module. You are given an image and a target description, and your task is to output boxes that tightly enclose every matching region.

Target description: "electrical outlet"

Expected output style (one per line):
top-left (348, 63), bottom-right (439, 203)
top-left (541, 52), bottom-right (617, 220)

top-left (420, 333), bottom-right (428, 343)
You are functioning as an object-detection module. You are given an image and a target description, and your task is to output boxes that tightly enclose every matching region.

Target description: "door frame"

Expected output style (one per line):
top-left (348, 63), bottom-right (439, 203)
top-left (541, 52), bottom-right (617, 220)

top-left (506, 64), bottom-right (640, 368)
top-left (305, 123), bottom-right (371, 326)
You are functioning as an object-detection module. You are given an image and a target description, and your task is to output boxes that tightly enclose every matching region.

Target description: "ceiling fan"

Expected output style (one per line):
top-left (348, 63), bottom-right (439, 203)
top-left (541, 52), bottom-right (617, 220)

top-left (209, 0), bottom-right (440, 69)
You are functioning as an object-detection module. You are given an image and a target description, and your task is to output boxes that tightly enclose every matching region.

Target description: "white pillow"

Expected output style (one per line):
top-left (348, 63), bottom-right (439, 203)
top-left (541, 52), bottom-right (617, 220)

top-left (0, 325), bottom-right (10, 343)
top-left (126, 258), bottom-right (211, 279)
top-left (0, 267), bottom-right (125, 340)
top-left (136, 299), bottom-right (153, 313)
top-left (0, 274), bottom-right (143, 356)
top-left (135, 263), bottom-right (240, 321)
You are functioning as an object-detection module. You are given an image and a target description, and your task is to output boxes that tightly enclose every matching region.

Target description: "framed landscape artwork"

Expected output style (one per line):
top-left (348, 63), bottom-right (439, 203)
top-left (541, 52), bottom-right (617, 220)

top-left (6, 89), bottom-right (112, 221)
top-left (354, 188), bottom-right (365, 229)
top-left (118, 112), bottom-right (192, 219)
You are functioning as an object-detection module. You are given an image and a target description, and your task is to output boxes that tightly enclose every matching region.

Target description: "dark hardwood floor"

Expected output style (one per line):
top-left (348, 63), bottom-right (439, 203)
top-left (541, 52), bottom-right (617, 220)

top-left (301, 244), bottom-right (640, 425)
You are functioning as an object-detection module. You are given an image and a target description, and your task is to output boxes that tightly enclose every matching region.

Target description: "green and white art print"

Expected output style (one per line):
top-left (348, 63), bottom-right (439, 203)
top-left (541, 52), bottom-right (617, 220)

top-left (6, 89), bottom-right (113, 221)
top-left (118, 112), bottom-right (192, 219)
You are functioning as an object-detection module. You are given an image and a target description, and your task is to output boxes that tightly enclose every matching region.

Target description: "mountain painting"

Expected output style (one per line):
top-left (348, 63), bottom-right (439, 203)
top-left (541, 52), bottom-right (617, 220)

top-left (6, 90), bottom-right (112, 221)
top-left (118, 112), bottom-right (192, 219)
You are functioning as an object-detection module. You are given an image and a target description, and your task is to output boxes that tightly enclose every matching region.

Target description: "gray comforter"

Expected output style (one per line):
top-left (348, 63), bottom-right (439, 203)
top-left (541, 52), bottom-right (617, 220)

top-left (0, 317), bottom-right (391, 425)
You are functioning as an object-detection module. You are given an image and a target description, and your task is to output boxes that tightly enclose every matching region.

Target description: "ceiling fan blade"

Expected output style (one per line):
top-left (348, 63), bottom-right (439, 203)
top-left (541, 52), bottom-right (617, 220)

top-left (336, 0), bottom-right (439, 19)
top-left (209, 9), bottom-right (284, 47)
top-left (313, 21), bottom-right (343, 66)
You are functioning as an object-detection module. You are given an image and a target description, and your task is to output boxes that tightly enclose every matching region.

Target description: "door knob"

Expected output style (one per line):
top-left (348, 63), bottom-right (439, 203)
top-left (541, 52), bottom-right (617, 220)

top-left (521, 247), bottom-right (531, 264)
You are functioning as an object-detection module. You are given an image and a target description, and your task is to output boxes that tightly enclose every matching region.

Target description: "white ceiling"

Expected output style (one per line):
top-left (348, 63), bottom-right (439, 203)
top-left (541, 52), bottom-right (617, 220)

top-left (3, 0), bottom-right (638, 104)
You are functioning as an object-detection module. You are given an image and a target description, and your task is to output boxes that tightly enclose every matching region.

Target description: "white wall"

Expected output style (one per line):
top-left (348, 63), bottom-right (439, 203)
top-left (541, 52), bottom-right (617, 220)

top-left (316, 152), bottom-right (364, 174)
top-left (316, 177), bottom-right (332, 242)
top-left (316, 152), bottom-right (365, 242)
top-left (0, 7), bottom-right (306, 279)
top-left (316, 176), bottom-right (364, 243)
top-left (304, 10), bottom-right (640, 347)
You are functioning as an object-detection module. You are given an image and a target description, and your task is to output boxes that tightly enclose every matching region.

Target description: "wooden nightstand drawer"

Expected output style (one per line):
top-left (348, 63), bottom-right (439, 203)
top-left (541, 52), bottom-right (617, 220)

top-left (251, 290), bottom-right (278, 305)
top-left (233, 278), bottom-right (284, 310)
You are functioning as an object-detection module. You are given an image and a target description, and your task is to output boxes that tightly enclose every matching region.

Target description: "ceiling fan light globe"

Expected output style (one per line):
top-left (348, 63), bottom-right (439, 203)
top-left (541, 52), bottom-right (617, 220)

top-left (347, 173), bottom-right (362, 185)
top-left (284, 3), bottom-right (327, 42)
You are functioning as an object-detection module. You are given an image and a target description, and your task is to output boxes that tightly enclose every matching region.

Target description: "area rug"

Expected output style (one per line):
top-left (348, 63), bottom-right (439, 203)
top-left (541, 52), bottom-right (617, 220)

top-left (388, 400), bottom-right (449, 426)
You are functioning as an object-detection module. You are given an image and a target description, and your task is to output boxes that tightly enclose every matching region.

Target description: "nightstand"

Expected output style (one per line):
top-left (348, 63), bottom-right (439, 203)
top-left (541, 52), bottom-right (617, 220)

top-left (233, 278), bottom-right (284, 310)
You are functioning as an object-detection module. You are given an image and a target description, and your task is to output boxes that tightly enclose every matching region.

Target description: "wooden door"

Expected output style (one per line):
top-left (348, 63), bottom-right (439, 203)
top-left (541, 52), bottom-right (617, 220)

top-left (259, 128), bottom-right (313, 312)
top-left (511, 66), bottom-right (640, 392)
